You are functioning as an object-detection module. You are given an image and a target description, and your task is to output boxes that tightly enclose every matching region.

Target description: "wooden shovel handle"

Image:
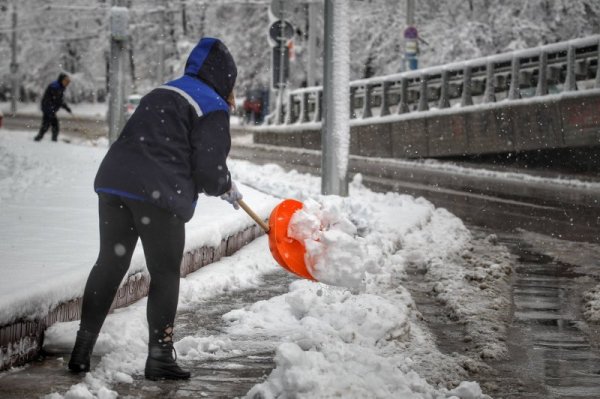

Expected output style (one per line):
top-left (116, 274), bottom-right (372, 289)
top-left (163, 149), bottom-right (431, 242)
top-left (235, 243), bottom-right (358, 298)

top-left (238, 199), bottom-right (270, 233)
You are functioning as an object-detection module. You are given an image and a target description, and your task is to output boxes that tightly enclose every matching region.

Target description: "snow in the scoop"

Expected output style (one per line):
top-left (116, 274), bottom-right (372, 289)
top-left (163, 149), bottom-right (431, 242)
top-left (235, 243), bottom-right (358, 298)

top-left (288, 197), bottom-right (377, 291)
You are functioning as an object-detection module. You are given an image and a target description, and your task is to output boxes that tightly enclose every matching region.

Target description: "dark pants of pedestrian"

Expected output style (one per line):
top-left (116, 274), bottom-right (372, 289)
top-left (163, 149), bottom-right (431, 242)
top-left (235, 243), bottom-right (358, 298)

top-left (79, 193), bottom-right (185, 346)
top-left (35, 113), bottom-right (59, 141)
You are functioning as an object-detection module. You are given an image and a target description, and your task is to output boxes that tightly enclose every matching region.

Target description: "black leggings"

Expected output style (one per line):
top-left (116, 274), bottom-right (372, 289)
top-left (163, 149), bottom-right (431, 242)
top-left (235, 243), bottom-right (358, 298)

top-left (80, 193), bottom-right (185, 345)
top-left (36, 114), bottom-right (59, 140)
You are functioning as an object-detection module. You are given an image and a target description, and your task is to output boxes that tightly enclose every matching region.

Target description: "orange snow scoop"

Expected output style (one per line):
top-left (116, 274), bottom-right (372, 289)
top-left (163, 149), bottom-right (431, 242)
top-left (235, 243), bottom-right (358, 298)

top-left (238, 199), bottom-right (315, 281)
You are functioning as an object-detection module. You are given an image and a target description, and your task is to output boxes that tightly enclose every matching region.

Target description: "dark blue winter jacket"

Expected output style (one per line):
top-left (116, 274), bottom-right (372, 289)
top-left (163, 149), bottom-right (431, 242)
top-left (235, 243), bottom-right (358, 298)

top-left (41, 74), bottom-right (71, 115)
top-left (94, 38), bottom-right (237, 222)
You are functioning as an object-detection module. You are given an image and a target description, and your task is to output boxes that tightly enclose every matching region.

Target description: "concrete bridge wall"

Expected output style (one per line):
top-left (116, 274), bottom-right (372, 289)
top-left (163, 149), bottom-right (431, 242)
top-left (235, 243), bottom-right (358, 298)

top-left (253, 90), bottom-right (600, 159)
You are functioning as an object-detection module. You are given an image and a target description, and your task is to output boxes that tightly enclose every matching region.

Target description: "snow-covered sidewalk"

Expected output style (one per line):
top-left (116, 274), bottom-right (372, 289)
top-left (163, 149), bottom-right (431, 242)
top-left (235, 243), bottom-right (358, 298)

top-left (0, 102), bottom-right (108, 119)
top-left (0, 129), bottom-right (516, 398)
top-left (0, 129), bottom-right (277, 326)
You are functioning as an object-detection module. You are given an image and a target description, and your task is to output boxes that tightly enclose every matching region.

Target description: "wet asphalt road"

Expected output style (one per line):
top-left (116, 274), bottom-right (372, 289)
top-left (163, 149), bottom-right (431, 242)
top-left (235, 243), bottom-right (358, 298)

top-left (410, 228), bottom-right (600, 399)
top-left (480, 232), bottom-right (600, 399)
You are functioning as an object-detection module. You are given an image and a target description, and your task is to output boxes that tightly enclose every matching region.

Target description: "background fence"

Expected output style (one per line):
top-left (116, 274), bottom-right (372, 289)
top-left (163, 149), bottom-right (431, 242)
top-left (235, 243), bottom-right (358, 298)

top-left (273, 35), bottom-right (600, 125)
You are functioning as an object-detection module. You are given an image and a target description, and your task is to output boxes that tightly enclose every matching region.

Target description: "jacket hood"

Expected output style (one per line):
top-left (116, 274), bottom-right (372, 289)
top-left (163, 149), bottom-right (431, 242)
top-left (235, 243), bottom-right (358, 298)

top-left (184, 38), bottom-right (237, 100)
top-left (57, 73), bottom-right (69, 87)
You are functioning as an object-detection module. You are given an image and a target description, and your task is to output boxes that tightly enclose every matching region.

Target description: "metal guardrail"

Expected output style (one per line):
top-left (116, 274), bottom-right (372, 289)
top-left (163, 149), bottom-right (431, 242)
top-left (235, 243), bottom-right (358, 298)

top-left (272, 35), bottom-right (600, 125)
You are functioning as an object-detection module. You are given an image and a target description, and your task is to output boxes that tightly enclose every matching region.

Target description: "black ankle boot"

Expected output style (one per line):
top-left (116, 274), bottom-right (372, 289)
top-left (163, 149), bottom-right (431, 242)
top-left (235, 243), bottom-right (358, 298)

top-left (68, 330), bottom-right (98, 373)
top-left (145, 343), bottom-right (190, 380)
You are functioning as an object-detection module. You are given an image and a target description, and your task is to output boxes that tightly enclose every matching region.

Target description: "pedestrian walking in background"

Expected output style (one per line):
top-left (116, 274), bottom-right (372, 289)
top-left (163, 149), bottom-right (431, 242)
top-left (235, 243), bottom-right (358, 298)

top-left (67, 37), bottom-right (243, 381)
top-left (34, 73), bottom-right (72, 142)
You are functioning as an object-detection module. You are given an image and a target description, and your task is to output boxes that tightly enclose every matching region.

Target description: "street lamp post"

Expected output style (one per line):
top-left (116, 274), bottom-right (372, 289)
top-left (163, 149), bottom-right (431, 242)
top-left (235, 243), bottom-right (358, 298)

top-left (268, 0), bottom-right (293, 124)
top-left (10, 4), bottom-right (19, 115)
top-left (306, 1), bottom-right (317, 87)
top-left (321, 0), bottom-right (349, 196)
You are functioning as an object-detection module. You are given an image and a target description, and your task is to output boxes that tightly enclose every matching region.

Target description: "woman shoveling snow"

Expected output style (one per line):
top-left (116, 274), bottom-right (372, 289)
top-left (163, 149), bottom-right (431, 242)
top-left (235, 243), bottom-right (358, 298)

top-left (68, 37), bottom-right (243, 381)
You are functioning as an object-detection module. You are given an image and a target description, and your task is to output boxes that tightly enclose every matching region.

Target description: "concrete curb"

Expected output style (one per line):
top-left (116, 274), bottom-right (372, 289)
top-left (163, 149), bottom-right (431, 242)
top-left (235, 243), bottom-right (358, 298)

top-left (0, 224), bottom-right (264, 371)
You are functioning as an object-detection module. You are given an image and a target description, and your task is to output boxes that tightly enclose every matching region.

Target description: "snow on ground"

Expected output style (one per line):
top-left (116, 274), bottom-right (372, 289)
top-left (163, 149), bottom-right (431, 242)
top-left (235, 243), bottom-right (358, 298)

top-left (1, 102), bottom-right (243, 127)
top-left (43, 192), bottom-right (492, 398)
top-left (0, 102), bottom-right (108, 119)
top-left (0, 129), bottom-right (278, 326)
top-left (0, 128), bottom-right (517, 398)
top-left (40, 159), bottom-right (509, 398)
top-left (230, 162), bottom-right (513, 393)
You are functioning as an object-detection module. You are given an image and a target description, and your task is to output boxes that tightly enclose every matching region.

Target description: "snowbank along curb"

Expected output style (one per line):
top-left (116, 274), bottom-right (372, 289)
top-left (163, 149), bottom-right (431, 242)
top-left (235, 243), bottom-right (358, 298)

top-left (0, 224), bottom-right (264, 371)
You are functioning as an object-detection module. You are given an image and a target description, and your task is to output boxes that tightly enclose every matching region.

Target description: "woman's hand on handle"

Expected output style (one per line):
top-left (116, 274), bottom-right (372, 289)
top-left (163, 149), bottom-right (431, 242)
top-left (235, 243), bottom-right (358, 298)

top-left (220, 181), bottom-right (243, 209)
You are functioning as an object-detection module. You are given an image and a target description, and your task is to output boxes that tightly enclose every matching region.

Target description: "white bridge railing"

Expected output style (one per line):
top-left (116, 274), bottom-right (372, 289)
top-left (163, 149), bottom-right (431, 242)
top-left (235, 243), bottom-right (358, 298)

top-left (271, 35), bottom-right (600, 125)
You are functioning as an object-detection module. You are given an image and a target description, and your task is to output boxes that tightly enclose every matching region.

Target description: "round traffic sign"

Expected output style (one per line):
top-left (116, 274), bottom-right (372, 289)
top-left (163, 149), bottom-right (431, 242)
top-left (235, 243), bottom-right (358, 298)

top-left (404, 26), bottom-right (418, 39)
top-left (269, 20), bottom-right (294, 43)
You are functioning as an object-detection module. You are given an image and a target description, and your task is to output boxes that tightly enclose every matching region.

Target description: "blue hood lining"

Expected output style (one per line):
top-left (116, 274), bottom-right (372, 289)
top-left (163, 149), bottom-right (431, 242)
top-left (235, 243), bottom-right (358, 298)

top-left (185, 38), bottom-right (218, 77)
top-left (163, 75), bottom-right (229, 115)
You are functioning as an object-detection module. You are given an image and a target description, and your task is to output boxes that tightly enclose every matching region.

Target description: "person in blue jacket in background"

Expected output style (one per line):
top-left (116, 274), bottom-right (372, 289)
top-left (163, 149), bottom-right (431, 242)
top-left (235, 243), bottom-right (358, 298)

top-left (68, 38), bottom-right (243, 380)
top-left (34, 73), bottom-right (72, 142)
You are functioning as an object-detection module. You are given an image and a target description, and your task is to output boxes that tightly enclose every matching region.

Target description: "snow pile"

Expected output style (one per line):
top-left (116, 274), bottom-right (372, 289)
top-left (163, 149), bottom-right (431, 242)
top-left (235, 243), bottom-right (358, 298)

top-left (288, 197), bottom-right (377, 291)
top-left (224, 246), bottom-right (490, 398)
top-left (225, 281), bottom-right (411, 347)
top-left (230, 162), bottom-right (511, 397)
top-left (226, 281), bottom-right (425, 398)
top-left (215, 175), bottom-right (490, 397)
